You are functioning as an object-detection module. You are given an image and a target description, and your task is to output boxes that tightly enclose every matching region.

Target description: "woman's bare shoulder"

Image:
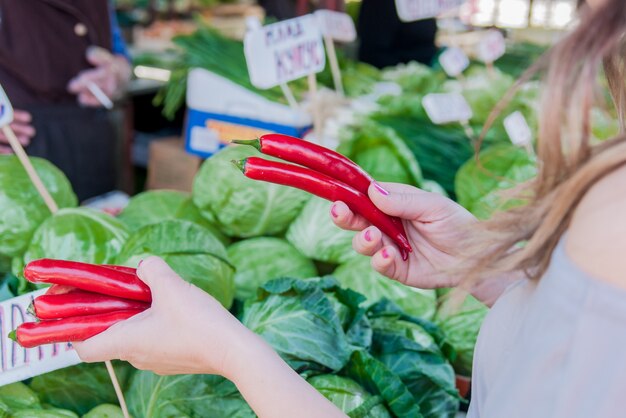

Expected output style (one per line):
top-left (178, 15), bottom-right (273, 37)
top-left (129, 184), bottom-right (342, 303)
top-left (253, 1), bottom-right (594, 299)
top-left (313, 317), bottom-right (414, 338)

top-left (566, 164), bottom-right (626, 288)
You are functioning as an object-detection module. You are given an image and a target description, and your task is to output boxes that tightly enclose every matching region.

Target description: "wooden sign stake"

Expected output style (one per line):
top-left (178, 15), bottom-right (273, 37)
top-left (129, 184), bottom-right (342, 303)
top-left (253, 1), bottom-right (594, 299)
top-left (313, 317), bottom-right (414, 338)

top-left (323, 35), bottom-right (344, 96)
top-left (308, 73), bottom-right (322, 143)
top-left (280, 83), bottom-right (299, 110)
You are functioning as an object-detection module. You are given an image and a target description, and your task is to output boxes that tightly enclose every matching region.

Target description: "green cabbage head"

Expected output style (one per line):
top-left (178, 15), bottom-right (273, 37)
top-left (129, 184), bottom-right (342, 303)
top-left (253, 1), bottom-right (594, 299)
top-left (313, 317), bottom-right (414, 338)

top-left (334, 256), bottom-right (437, 320)
top-left (227, 237), bottom-right (317, 301)
top-left (117, 220), bottom-right (235, 308)
top-left (308, 375), bottom-right (391, 417)
top-left (193, 146), bottom-right (309, 238)
top-left (0, 156), bottom-right (76, 258)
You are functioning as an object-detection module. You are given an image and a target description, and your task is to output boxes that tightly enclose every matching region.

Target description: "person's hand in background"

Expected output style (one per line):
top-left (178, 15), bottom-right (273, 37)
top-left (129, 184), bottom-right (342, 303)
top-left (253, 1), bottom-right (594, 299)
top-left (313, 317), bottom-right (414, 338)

top-left (0, 110), bottom-right (36, 154)
top-left (332, 182), bottom-right (477, 290)
top-left (67, 46), bottom-right (131, 108)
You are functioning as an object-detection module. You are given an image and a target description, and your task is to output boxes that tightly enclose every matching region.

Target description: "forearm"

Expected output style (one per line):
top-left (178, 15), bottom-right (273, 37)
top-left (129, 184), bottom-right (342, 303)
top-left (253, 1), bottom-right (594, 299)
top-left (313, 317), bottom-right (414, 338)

top-left (225, 331), bottom-right (346, 418)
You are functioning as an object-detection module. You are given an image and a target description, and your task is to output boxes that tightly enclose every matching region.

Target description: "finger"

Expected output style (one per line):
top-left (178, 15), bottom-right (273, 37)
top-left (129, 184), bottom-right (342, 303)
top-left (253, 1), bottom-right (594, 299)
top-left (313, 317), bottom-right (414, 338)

top-left (15, 135), bottom-right (31, 146)
top-left (368, 182), bottom-right (454, 221)
top-left (0, 145), bottom-right (12, 154)
top-left (86, 46), bottom-right (113, 67)
top-left (12, 110), bottom-right (32, 123)
top-left (370, 245), bottom-right (403, 281)
top-left (330, 201), bottom-right (370, 231)
top-left (68, 68), bottom-right (108, 93)
top-left (11, 123), bottom-right (36, 139)
top-left (72, 310), bottom-right (148, 363)
top-left (77, 92), bottom-right (101, 108)
top-left (353, 226), bottom-right (384, 256)
top-left (136, 256), bottom-right (183, 293)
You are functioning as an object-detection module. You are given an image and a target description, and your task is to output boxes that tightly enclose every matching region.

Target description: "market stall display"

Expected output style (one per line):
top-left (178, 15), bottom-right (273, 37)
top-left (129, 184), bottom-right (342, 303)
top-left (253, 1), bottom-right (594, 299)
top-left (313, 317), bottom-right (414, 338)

top-left (0, 1), bottom-right (620, 416)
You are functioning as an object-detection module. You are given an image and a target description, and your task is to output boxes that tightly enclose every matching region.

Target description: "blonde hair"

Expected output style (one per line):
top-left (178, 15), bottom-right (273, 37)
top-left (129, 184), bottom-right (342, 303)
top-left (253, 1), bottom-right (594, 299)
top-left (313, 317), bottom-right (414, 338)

top-left (462, 0), bottom-right (626, 286)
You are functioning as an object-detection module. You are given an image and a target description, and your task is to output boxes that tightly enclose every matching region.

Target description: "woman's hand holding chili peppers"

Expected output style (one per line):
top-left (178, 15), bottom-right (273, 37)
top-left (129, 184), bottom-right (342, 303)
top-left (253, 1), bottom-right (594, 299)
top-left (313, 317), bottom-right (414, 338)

top-left (332, 182), bottom-right (478, 290)
top-left (73, 256), bottom-right (255, 377)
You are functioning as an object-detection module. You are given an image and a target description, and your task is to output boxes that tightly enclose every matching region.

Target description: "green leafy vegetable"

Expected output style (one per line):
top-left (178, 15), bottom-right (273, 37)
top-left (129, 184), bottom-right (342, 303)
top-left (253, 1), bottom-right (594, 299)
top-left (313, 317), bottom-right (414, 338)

top-left (22, 208), bottom-right (128, 270)
top-left (241, 277), bottom-right (370, 374)
top-left (117, 219), bottom-right (235, 308)
top-left (12, 409), bottom-right (78, 418)
top-left (193, 146), bottom-right (309, 238)
top-left (286, 197), bottom-right (357, 265)
top-left (125, 372), bottom-right (254, 418)
top-left (118, 190), bottom-right (229, 246)
top-left (0, 156), bottom-right (76, 258)
top-left (334, 256), bottom-right (437, 320)
top-left (228, 237), bottom-right (317, 301)
top-left (339, 121), bottom-right (422, 187)
top-left (29, 362), bottom-right (133, 416)
top-left (455, 144), bottom-right (537, 219)
top-left (308, 375), bottom-right (391, 418)
top-left (81, 404), bottom-right (124, 418)
top-left (435, 289), bottom-right (488, 376)
top-left (0, 382), bottom-right (40, 410)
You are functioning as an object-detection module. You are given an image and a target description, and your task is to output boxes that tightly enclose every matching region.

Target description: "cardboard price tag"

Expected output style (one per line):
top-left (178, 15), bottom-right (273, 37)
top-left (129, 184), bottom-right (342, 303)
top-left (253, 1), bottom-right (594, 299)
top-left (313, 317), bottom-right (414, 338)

top-left (314, 10), bottom-right (356, 43)
top-left (0, 290), bottom-right (81, 386)
top-left (0, 86), bottom-right (14, 127)
top-left (244, 14), bottom-right (326, 89)
top-left (477, 30), bottom-right (506, 63)
top-left (504, 111), bottom-right (532, 146)
top-left (439, 47), bottom-right (469, 77)
top-left (422, 93), bottom-right (472, 124)
top-left (395, 0), bottom-right (465, 22)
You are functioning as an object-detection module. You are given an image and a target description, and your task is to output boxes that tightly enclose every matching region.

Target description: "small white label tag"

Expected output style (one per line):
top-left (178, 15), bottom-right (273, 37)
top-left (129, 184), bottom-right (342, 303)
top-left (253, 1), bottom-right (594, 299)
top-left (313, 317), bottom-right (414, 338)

top-left (395, 0), bottom-right (465, 22)
top-left (0, 85), bottom-right (15, 127)
top-left (0, 290), bottom-right (81, 386)
top-left (314, 10), bottom-right (356, 43)
top-left (439, 47), bottom-right (470, 77)
top-left (190, 126), bottom-right (221, 154)
top-left (477, 30), bottom-right (506, 63)
top-left (504, 111), bottom-right (532, 146)
top-left (422, 93), bottom-right (472, 124)
top-left (244, 14), bottom-right (326, 89)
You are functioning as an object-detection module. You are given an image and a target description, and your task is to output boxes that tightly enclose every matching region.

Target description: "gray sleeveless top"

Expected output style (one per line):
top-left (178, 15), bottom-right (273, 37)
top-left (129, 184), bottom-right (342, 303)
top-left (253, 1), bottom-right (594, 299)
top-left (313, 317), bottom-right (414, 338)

top-left (467, 236), bottom-right (626, 418)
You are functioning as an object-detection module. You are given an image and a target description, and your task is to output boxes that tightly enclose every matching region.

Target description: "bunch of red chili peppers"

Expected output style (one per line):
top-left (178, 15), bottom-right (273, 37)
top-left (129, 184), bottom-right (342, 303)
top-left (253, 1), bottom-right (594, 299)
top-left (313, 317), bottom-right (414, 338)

top-left (232, 134), bottom-right (413, 260)
top-left (10, 259), bottom-right (151, 348)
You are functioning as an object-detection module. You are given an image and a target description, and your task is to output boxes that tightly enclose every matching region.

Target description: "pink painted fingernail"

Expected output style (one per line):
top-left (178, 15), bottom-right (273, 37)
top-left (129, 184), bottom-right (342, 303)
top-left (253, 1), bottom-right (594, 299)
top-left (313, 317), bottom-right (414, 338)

top-left (373, 182), bottom-right (389, 196)
top-left (330, 204), bottom-right (339, 218)
top-left (364, 230), bottom-right (372, 242)
top-left (381, 248), bottom-right (390, 259)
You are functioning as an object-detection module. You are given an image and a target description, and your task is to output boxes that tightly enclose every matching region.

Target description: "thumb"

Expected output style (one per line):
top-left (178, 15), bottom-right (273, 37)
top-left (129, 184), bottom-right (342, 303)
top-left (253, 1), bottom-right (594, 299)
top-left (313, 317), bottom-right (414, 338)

top-left (368, 182), bottom-right (441, 220)
top-left (136, 256), bottom-right (182, 294)
top-left (86, 46), bottom-right (113, 67)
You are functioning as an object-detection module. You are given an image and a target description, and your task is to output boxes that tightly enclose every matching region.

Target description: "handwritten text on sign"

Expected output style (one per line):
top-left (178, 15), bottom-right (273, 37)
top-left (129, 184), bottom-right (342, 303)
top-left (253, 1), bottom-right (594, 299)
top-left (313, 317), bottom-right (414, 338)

top-left (395, 0), bottom-right (466, 22)
top-left (244, 14), bottom-right (326, 89)
top-left (477, 30), bottom-right (506, 63)
top-left (423, 93), bottom-right (473, 124)
top-left (314, 10), bottom-right (357, 43)
top-left (0, 290), bottom-right (80, 386)
top-left (0, 85), bottom-right (14, 127)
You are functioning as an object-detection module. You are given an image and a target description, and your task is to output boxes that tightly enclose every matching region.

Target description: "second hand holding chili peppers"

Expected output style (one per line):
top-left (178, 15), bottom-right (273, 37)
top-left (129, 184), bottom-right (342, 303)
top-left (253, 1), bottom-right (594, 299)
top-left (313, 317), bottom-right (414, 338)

top-left (233, 157), bottom-right (412, 260)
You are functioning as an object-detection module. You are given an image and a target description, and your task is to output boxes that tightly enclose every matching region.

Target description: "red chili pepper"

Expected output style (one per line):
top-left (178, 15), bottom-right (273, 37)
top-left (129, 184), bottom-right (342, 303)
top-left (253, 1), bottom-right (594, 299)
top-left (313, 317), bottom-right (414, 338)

top-left (233, 134), bottom-right (374, 194)
top-left (24, 259), bottom-right (151, 302)
top-left (102, 265), bottom-right (137, 275)
top-left (9, 310), bottom-right (142, 348)
top-left (45, 284), bottom-right (78, 295)
top-left (234, 157), bottom-right (412, 260)
top-left (32, 292), bottom-right (150, 320)
top-left (232, 134), bottom-right (407, 233)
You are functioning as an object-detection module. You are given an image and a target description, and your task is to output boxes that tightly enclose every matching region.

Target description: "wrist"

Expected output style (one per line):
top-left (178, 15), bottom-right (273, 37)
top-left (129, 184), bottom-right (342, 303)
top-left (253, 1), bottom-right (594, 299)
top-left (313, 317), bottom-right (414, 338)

top-left (219, 323), bottom-right (274, 383)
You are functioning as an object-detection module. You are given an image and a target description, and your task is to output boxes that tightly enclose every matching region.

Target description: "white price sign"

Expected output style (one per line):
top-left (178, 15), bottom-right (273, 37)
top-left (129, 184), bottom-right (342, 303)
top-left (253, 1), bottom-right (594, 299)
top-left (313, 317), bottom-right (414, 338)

top-left (314, 10), bottom-right (356, 43)
top-left (423, 93), bottom-right (472, 124)
top-left (0, 290), bottom-right (80, 386)
top-left (504, 111), bottom-right (532, 146)
top-left (0, 85), bottom-right (14, 127)
top-left (244, 14), bottom-right (326, 89)
top-left (477, 30), bottom-right (506, 63)
top-left (395, 0), bottom-right (465, 22)
top-left (439, 47), bottom-right (469, 77)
